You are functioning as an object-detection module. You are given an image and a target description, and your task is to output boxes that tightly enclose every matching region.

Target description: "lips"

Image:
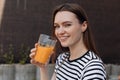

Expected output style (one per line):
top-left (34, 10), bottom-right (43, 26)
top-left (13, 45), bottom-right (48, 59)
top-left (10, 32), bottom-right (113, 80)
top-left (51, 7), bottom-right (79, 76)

top-left (58, 36), bottom-right (69, 42)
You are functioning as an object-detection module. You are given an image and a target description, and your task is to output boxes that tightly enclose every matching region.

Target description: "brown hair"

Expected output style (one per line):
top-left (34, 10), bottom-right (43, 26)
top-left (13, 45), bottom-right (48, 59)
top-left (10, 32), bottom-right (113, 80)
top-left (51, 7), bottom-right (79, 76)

top-left (51, 3), bottom-right (98, 63)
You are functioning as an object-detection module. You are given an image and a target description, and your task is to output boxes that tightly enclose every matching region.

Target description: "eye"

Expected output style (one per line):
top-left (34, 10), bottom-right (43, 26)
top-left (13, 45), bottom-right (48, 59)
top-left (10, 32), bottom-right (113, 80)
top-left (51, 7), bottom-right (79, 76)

top-left (64, 23), bottom-right (72, 27)
top-left (54, 24), bottom-right (60, 29)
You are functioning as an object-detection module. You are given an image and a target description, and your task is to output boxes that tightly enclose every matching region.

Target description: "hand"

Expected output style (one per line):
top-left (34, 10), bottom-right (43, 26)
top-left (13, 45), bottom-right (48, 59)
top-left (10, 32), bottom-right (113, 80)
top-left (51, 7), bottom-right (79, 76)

top-left (29, 43), bottom-right (50, 68)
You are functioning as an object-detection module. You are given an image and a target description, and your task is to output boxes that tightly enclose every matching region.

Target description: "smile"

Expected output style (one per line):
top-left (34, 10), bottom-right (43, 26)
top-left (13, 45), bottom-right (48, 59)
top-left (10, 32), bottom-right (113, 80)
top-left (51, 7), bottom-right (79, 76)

top-left (58, 36), bottom-right (69, 42)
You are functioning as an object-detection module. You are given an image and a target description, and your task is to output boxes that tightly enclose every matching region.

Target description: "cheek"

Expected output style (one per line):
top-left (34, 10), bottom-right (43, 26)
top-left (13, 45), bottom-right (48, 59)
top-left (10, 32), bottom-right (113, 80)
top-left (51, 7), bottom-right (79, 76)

top-left (71, 26), bottom-right (82, 35)
top-left (54, 30), bottom-right (58, 38)
top-left (54, 30), bottom-right (56, 35)
top-left (71, 27), bottom-right (83, 39)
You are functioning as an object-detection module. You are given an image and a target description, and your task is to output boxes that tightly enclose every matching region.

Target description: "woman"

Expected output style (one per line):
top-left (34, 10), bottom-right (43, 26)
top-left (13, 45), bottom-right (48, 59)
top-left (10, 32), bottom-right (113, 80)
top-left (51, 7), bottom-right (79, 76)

top-left (30, 3), bottom-right (106, 80)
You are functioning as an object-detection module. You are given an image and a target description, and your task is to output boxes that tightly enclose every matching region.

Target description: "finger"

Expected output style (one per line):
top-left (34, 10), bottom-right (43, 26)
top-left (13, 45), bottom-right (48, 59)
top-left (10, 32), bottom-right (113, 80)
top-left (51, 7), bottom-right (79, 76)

top-left (29, 52), bottom-right (35, 58)
top-left (31, 59), bottom-right (46, 67)
top-left (30, 59), bottom-right (36, 64)
top-left (35, 43), bottom-right (38, 48)
top-left (30, 48), bottom-right (36, 53)
top-left (30, 59), bottom-right (39, 65)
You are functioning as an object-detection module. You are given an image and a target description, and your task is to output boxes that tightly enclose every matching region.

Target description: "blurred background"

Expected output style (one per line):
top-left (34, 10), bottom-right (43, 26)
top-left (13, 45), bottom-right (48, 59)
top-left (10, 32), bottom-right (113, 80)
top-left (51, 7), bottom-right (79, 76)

top-left (0, 0), bottom-right (120, 80)
top-left (0, 0), bottom-right (120, 64)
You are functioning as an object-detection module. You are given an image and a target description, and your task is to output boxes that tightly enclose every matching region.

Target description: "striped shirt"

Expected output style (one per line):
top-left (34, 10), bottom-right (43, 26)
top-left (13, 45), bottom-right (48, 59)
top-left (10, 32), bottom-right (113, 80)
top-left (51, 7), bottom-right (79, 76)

top-left (55, 50), bottom-right (106, 80)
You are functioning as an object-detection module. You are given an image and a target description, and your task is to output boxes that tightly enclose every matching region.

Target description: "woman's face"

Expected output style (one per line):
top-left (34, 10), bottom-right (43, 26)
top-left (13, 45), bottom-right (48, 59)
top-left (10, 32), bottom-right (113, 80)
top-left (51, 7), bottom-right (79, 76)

top-left (54, 11), bottom-right (87, 47)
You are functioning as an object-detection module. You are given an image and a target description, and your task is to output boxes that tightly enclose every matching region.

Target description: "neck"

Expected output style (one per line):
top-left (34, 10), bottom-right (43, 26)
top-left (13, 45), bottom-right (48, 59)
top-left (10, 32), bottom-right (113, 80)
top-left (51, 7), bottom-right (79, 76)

top-left (69, 39), bottom-right (88, 60)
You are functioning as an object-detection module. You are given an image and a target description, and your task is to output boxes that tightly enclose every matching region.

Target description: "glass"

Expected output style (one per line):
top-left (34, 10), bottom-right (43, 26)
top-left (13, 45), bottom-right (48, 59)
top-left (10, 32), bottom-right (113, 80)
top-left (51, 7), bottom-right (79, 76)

top-left (34, 34), bottom-right (56, 64)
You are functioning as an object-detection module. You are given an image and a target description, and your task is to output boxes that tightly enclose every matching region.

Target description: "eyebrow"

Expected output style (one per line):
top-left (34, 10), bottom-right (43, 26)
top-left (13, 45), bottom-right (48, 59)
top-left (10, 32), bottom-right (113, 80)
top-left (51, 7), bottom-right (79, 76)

top-left (54, 21), bottom-right (72, 25)
top-left (62, 21), bottom-right (72, 24)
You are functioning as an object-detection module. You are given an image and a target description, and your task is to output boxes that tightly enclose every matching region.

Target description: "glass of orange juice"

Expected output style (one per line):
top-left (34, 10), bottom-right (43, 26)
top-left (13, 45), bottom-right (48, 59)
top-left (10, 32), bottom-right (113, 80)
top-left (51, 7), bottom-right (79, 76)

top-left (34, 34), bottom-right (56, 64)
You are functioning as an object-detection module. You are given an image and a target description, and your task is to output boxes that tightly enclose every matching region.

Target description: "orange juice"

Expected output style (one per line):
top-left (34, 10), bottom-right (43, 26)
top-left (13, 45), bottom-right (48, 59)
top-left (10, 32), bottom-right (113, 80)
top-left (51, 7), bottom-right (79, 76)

top-left (34, 45), bottom-right (54, 64)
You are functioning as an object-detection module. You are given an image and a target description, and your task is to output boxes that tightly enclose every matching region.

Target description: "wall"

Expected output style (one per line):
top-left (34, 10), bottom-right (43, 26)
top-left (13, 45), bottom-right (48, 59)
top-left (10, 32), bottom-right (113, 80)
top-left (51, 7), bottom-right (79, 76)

top-left (0, 64), bottom-right (120, 80)
top-left (0, 0), bottom-right (120, 63)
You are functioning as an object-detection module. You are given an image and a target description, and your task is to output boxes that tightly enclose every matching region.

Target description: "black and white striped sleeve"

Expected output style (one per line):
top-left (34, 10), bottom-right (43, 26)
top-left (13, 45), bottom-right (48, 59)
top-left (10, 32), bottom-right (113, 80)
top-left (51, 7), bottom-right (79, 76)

top-left (82, 61), bottom-right (106, 80)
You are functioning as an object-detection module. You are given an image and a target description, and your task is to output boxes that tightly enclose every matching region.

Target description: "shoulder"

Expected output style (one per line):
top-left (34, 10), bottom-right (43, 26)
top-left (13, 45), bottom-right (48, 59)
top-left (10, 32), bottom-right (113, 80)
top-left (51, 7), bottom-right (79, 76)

top-left (82, 63), bottom-right (106, 79)
top-left (82, 51), bottom-right (106, 79)
top-left (56, 52), bottom-right (69, 61)
top-left (54, 52), bottom-right (68, 72)
top-left (84, 51), bottom-right (106, 74)
top-left (78, 51), bottom-right (103, 67)
top-left (55, 52), bottom-right (68, 66)
top-left (82, 51), bottom-right (103, 65)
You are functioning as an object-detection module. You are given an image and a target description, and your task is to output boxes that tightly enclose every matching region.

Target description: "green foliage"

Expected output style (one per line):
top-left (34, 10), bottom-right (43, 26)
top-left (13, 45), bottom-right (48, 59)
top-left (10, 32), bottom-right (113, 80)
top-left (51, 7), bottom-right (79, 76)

top-left (3, 44), bottom-right (14, 64)
top-left (1, 43), bottom-right (30, 64)
top-left (18, 44), bottom-right (30, 64)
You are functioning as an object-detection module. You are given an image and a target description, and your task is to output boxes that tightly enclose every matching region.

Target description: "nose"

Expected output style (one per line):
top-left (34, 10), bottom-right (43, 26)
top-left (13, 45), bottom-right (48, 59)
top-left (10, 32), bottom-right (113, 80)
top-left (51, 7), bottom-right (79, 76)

top-left (56, 27), bottom-right (65, 35)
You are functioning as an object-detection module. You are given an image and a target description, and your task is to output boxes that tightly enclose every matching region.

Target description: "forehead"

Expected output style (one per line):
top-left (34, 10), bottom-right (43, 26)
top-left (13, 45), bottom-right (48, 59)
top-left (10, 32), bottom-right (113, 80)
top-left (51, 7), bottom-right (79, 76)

top-left (54, 11), bottom-right (78, 23)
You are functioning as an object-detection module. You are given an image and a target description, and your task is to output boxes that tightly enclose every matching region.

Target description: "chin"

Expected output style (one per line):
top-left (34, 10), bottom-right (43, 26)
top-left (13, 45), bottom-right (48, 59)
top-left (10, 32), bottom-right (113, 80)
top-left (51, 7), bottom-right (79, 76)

top-left (61, 43), bottom-right (69, 47)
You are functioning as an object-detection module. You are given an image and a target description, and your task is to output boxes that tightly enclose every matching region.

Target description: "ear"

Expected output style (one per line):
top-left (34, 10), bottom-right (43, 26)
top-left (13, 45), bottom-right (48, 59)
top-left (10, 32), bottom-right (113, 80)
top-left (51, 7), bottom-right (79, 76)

top-left (81, 21), bottom-right (87, 32)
